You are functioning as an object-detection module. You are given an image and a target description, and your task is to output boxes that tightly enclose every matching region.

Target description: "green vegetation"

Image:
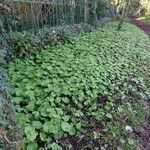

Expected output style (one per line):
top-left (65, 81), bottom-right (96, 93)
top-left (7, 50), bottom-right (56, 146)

top-left (0, 20), bottom-right (111, 65)
top-left (142, 16), bottom-right (150, 25)
top-left (7, 22), bottom-right (150, 149)
top-left (137, 16), bottom-right (150, 25)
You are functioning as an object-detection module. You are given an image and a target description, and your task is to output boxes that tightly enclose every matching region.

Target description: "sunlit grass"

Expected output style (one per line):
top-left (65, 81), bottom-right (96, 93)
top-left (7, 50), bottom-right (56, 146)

top-left (143, 16), bottom-right (150, 25)
top-left (137, 15), bottom-right (150, 25)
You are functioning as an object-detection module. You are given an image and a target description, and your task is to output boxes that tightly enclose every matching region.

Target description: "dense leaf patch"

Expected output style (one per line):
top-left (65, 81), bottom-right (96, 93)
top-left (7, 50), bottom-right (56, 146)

top-left (7, 23), bottom-right (150, 149)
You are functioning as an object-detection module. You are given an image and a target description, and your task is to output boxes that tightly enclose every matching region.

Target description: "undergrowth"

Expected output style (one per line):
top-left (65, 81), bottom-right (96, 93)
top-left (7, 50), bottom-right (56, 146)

top-left (0, 17), bottom-right (111, 65)
top-left (7, 22), bottom-right (150, 150)
top-left (0, 68), bottom-right (22, 150)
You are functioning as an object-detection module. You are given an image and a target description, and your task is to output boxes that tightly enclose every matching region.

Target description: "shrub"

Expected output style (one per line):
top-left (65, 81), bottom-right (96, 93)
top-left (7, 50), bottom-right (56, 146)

top-left (0, 37), bottom-right (7, 65)
top-left (0, 96), bottom-right (23, 150)
top-left (7, 32), bottom-right (40, 58)
top-left (0, 68), bottom-right (23, 150)
top-left (0, 68), bottom-right (12, 97)
top-left (7, 22), bottom-right (150, 149)
top-left (0, 17), bottom-right (111, 64)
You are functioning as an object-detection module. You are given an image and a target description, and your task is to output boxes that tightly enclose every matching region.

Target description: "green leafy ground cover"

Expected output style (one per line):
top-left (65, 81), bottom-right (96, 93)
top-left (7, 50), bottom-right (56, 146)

top-left (7, 22), bottom-right (150, 150)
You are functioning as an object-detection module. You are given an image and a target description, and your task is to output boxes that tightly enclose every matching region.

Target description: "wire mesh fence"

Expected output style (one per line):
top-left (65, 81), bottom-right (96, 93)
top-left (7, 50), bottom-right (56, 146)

top-left (0, 2), bottom-right (117, 149)
top-left (0, 0), bottom-right (116, 34)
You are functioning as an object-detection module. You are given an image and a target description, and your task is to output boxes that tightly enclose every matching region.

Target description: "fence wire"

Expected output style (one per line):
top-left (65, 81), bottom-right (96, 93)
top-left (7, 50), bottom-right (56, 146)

top-left (0, 0), bottom-right (116, 34)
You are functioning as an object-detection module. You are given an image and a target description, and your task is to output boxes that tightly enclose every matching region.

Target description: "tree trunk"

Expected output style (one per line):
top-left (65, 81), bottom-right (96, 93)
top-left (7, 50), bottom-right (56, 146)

top-left (93, 0), bottom-right (97, 23)
top-left (116, 0), bottom-right (121, 20)
top-left (84, 0), bottom-right (89, 24)
top-left (118, 0), bottom-right (130, 30)
top-left (70, 0), bottom-right (75, 24)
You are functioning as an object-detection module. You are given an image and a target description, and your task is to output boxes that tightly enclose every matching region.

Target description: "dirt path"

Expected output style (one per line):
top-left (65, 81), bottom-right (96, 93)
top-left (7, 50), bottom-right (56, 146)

top-left (130, 16), bottom-right (150, 37)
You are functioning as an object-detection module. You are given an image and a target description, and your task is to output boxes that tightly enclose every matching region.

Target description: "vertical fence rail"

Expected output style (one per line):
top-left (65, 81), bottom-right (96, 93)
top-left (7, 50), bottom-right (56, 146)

top-left (0, 0), bottom-right (116, 34)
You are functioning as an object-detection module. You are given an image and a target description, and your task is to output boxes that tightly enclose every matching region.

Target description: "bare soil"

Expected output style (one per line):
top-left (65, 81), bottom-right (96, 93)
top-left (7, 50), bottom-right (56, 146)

top-left (130, 16), bottom-right (150, 37)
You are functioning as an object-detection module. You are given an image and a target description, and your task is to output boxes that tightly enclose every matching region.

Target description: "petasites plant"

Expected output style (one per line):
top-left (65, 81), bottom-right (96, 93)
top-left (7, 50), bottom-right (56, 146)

top-left (7, 22), bottom-right (150, 149)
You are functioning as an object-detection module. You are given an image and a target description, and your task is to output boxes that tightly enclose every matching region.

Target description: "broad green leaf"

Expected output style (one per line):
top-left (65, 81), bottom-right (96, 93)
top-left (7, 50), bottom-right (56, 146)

top-left (106, 113), bottom-right (113, 119)
top-left (49, 119), bottom-right (62, 134)
top-left (46, 107), bottom-right (56, 114)
top-left (26, 101), bottom-right (35, 111)
top-left (62, 98), bottom-right (70, 104)
top-left (27, 142), bottom-right (38, 150)
top-left (51, 142), bottom-right (63, 150)
top-left (128, 138), bottom-right (135, 145)
top-left (25, 125), bottom-right (38, 142)
top-left (61, 122), bottom-right (76, 135)
top-left (40, 132), bottom-right (47, 141)
top-left (43, 122), bottom-right (49, 133)
top-left (25, 90), bottom-right (35, 99)
top-left (15, 88), bottom-right (24, 96)
top-left (12, 97), bottom-right (23, 104)
top-left (43, 119), bottom-right (61, 134)
top-left (32, 121), bottom-right (42, 129)
top-left (55, 97), bottom-right (61, 103)
top-left (54, 130), bottom-right (64, 140)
